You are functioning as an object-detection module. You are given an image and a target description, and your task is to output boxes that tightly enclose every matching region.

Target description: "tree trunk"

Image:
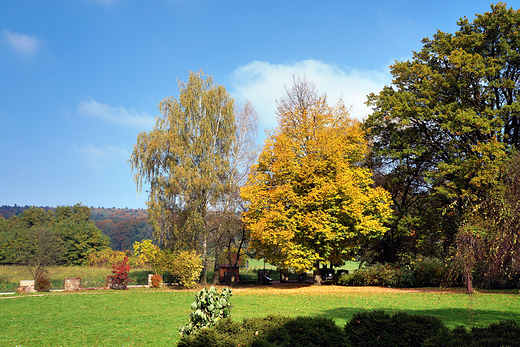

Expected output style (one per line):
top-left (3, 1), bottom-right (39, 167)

top-left (213, 245), bottom-right (221, 285)
top-left (201, 232), bottom-right (207, 286)
top-left (465, 264), bottom-right (473, 295)
top-left (313, 261), bottom-right (322, 286)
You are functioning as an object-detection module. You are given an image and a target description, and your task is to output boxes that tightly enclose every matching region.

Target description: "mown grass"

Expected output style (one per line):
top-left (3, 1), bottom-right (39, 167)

top-left (1, 285), bottom-right (519, 346)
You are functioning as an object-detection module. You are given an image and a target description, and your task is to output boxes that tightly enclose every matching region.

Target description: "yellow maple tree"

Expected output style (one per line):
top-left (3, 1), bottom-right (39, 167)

top-left (241, 77), bottom-right (392, 284)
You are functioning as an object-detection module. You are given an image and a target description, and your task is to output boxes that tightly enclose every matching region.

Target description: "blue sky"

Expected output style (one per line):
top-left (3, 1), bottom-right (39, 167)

top-left (0, 0), bottom-right (501, 209)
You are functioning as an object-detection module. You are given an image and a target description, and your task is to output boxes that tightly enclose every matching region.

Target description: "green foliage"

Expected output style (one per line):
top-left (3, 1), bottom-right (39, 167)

top-left (338, 263), bottom-right (408, 287)
top-left (424, 320), bottom-right (520, 347)
top-left (337, 259), bottom-right (447, 288)
top-left (0, 204), bottom-right (109, 267)
top-left (179, 315), bottom-right (349, 347)
top-left (168, 250), bottom-right (203, 288)
top-left (363, 3), bottom-right (520, 262)
top-left (180, 286), bottom-right (233, 336)
top-left (345, 310), bottom-right (444, 347)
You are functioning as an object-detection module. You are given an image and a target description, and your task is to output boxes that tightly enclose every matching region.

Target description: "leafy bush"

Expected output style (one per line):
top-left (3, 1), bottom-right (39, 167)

top-left (337, 263), bottom-right (412, 287)
top-left (424, 320), bottom-right (520, 347)
top-left (109, 255), bottom-right (131, 290)
top-left (337, 259), bottom-right (447, 288)
top-left (344, 310), bottom-right (444, 347)
top-left (35, 273), bottom-right (51, 292)
top-left (169, 250), bottom-right (203, 288)
top-left (179, 310), bottom-right (520, 347)
top-left (180, 286), bottom-right (233, 336)
top-left (412, 258), bottom-right (447, 287)
top-left (178, 315), bottom-right (349, 347)
top-left (150, 274), bottom-right (162, 288)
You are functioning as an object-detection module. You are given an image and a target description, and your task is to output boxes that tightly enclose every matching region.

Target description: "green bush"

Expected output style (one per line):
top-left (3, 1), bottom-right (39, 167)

top-left (344, 310), bottom-right (444, 347)
top-left (337, 259), bottom-right (447, 288)
top-left (412, 258), bottom-right (446, 287)
top-left (178, 315), bottom-right (349, 347)
top-left (179, 310), bottom-right (520, 347)
top-left (180, 286), bottom-right (233, 336)
top-left (423, 320), bottom-right (520, 347)
top-left (337, 263), bottom-right (413, 287)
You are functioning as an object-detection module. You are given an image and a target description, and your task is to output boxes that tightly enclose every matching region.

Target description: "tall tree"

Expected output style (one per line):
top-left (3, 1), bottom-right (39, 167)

top-left (241, 77), bottom-right (392, 284)
top-left (364, 3), bottom-right (520, 260)
top-left (131, 71), bottom-right (236, 285)
top-left (209, 100), bottom-right (259, 285)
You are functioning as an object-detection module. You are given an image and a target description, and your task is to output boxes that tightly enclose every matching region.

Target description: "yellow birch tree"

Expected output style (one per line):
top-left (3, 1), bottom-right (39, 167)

top-left (241, 77), bottom-right (392, 284)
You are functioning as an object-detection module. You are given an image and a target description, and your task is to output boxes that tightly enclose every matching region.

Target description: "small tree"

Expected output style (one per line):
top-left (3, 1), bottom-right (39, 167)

top-left (17, 226), bottom-right (64, 290)
top-left (133, 239), bottom-right (161, 274)
top-left (169, 250), bottom-right (203, 288)
top-left (109, 255), bottom-right (131, 290)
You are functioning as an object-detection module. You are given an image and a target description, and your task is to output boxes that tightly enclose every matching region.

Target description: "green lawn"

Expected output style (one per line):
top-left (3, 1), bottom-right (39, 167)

top-left (1, 286), bottom-right (519, 346)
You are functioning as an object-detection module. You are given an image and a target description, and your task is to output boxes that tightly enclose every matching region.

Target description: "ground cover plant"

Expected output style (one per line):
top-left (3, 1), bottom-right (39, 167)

top-left (1, 285), bottom-right (519, 346)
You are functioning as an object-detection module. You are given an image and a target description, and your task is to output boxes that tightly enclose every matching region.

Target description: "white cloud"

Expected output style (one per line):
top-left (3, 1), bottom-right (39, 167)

top-left (72, 143), bottom-right (129, 169)
top-left (78, 99), bottom-right (156, 129)
top-left (229, 60), bottom-right (391, 130)
top-left (2, 30), bottom-right (43, 57)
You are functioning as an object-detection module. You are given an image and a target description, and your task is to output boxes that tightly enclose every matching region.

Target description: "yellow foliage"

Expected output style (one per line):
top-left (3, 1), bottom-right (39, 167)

top-left (241, 78), bottom-right (392, 272)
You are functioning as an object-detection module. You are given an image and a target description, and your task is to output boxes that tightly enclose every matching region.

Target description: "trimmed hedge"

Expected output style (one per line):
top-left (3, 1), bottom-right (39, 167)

top-left (178, 311), bottom-right (520, 347)
top-left (344, 310), bottom-right (444, 347)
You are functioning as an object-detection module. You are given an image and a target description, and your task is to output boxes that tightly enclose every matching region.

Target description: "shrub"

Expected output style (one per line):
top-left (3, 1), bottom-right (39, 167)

top-left (150, 274), bottom-right (162, 288)
top-left (337, 263), bottom-right (413, 287)
top-left (35, 273), bottom-right (51, 292)
top-left (169, 250), bottom-right (203, 288)
top-left (344, 310), bottom-right (444, 347)
top-left (337, 260), bottom-right (447, 288)
top-left (423, 320), bottom-right (520, 347)
top-left (178, 315), bottom-right (349, 347)
top-left (109, 255), bottom-right (131, 290)
top-left (180, 286), bottom-right (233, 336)
top-left (412, 258), bottom-right (447, 287)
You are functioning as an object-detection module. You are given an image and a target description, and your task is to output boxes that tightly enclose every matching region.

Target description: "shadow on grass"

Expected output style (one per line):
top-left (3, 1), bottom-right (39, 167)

top-left (321, 306), bottom-right (520, 327)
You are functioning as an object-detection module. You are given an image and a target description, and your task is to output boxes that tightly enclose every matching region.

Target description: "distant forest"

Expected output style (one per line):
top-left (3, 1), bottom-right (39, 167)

top-left (0, 205), bottom-right (152, 251)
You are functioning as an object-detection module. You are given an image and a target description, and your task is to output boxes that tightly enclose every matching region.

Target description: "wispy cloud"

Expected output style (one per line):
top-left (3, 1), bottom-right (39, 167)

top-left (2, 30), bottom-right (43, 57)
top-left (229, 60), bottom-right (391, 129)
top-left (78, 99), bottom-right (156, 129)
top-left (71, 143), bottom-right (129, 169)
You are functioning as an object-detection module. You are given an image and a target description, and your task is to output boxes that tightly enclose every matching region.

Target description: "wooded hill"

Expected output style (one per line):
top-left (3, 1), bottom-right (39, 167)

top-left (0, 205), bottom-right (152, 252)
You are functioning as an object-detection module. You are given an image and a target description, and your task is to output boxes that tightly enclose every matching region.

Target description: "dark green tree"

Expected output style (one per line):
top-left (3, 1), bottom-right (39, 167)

top-left (52, 204), bottom-right (110, 265)
top-left (363, 3), bottom-right (520, 261)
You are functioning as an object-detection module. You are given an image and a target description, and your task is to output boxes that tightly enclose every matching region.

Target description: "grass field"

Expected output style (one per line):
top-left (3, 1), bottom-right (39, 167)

top-left (1, 284), bottom-right (519, 346)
